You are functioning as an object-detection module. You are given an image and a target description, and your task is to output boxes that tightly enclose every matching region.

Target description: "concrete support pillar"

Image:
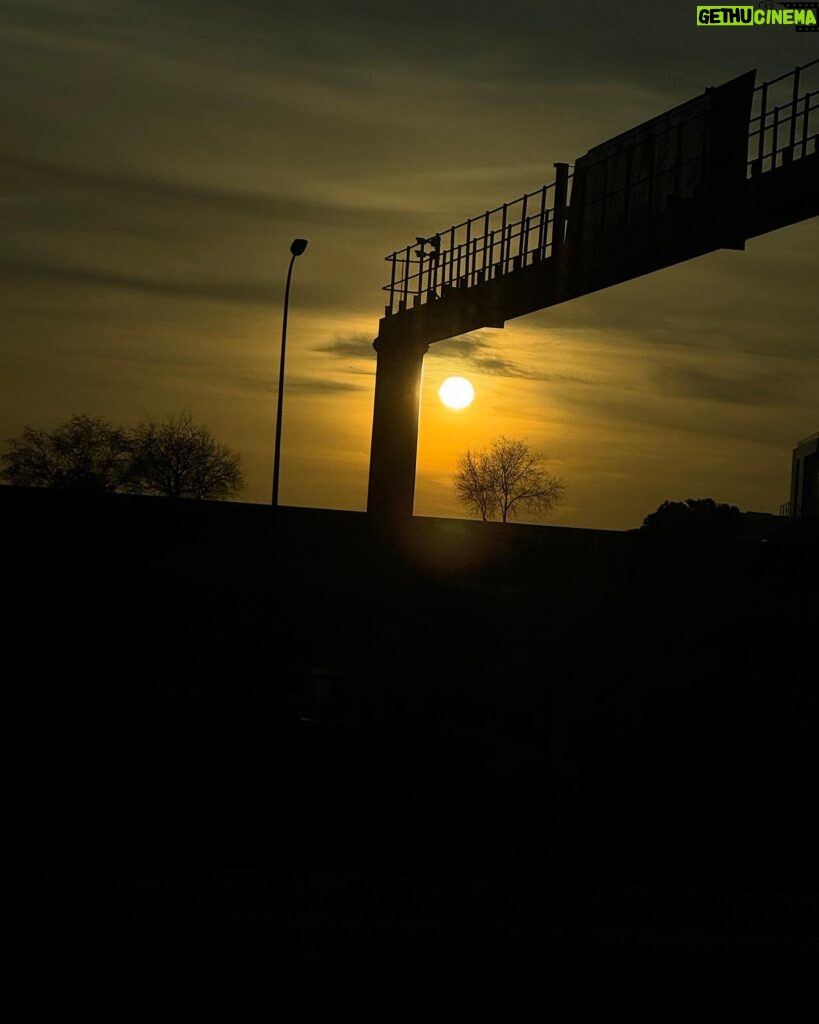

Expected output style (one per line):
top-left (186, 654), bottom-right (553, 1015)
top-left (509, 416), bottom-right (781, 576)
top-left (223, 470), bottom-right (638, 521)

top-left (366, 334), bottom-right (429, 522)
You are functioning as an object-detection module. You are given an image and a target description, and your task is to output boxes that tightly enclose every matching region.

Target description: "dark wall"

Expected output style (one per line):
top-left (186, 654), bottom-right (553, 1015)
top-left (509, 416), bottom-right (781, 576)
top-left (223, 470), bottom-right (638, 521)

top-left (3, 485), bottom-right (817, 889)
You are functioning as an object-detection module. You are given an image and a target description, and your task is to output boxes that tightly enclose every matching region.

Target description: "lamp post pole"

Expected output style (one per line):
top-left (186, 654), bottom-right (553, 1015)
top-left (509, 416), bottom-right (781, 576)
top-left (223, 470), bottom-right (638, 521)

top-left (272, 238), bottom-right (308, 506)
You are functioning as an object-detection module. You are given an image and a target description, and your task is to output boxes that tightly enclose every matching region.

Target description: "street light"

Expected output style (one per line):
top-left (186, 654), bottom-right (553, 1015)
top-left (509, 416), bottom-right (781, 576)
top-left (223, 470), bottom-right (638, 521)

top-left (272, 237), bottom-right (308, 506)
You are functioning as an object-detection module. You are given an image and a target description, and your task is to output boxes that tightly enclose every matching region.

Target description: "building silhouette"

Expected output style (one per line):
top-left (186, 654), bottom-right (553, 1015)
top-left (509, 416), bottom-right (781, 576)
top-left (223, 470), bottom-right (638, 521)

top-left (788, 432), bottom-right (819, 519)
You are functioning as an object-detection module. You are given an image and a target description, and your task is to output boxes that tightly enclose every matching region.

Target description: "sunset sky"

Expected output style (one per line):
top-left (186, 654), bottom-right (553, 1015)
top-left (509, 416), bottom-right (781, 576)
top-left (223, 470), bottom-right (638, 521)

top-left (2, 1), bottom-right (818, 530)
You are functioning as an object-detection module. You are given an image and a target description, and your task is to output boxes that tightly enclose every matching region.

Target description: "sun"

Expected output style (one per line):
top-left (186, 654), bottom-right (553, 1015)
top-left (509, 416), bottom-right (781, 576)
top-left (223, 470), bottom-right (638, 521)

top-left (438, 376), bottom-right (475, 410)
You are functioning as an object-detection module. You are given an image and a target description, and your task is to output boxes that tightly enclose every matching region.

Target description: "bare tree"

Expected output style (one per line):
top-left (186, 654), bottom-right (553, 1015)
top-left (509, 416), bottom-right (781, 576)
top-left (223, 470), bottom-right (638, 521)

top-left (2, 411), bottom-right (245, 501)
top-left (0, 414), bottom-right (135, 493)
top-left (454, 447), bottom-right (496, 522)
top-left (129, 412), bottom-right (245, 500)
top-left (454, 435), bottom-right (565, 523)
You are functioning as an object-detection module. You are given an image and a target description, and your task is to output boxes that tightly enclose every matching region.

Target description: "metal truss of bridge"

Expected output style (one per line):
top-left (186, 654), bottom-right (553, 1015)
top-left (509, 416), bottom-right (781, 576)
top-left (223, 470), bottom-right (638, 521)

top-left (367, 58), bottom-right (819, 522)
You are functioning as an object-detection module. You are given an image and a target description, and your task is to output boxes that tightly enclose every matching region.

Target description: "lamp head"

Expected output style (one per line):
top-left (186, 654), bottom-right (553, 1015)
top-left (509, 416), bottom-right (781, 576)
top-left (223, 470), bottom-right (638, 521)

top-left (290, 238), bottom-right (308, 256)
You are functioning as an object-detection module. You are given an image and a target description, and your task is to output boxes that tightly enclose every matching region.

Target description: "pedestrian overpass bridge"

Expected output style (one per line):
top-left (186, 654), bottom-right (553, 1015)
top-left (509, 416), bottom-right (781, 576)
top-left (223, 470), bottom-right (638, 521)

top-left (367, 58), bottom-right (819, 522)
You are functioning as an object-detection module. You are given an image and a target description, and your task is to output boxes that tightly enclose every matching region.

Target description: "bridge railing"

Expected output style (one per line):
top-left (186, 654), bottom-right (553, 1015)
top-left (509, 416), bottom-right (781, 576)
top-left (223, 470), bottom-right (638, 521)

top-left (748, 56), bottom-right (819, 175)
top-left (381, 176), bottom-right (568, 317)
top-left (383, 59), bottom-right (819, 319)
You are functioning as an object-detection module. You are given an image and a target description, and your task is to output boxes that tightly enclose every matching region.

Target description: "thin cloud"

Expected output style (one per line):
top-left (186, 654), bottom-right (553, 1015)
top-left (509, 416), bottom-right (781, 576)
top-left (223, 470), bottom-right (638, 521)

top-left (286, 376), bottom-right (366, 395)
top-left (0, 155), bottom-right (408, 226)
top-left (0, 257), bottom-right (276, 307)
top-left (313, 334), bottom-right (376, 359)
top-left (430, 332), bottom-right (529, 377)
top-left (653, 363), bottom-right (796, 406)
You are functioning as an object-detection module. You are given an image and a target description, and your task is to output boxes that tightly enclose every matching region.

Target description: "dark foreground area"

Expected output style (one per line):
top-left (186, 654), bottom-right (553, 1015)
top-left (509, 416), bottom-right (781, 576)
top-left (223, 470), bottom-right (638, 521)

top-left (5, 859), bottom-right (817, 1010)
top-left (2, 486), bottom-right (818, 1006)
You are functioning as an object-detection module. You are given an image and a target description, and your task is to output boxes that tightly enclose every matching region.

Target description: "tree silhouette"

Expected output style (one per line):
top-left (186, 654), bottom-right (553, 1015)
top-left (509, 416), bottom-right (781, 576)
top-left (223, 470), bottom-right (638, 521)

top-left (2, 411), bottom-right (245, 500)
top-left (640, 498), bottom-right (745, 540)
top-left (129, 412), bottom-right (245, 500)
top-left (454, 435), bottom-right (565, 523)
top-left (0, 414), bottom-right (134, 494)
